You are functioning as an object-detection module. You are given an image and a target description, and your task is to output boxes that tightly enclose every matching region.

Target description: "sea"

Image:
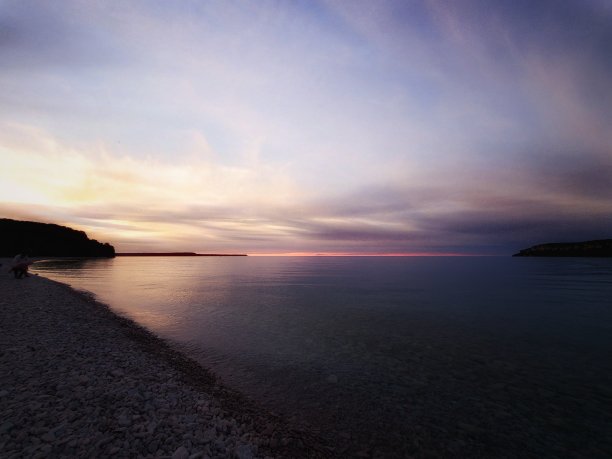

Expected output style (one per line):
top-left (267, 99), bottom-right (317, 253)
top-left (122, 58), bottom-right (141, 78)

top-left (32, 256), bottom-right (612, 458)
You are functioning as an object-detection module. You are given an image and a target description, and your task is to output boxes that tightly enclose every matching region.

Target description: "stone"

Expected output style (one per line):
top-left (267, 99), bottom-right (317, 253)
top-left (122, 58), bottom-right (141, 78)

top-left (213, 439), bottom-right (226, 451)
top-left (202, 428), bottom-right (216, 443)
top-left (326, 374), bottom-right (338, 384)
top-left (234, 444), bottom-right (254, 459)
top-left (172, 445), bottom-right (189, 459)
top-left (117, 415), bottom-right (131, 427)
top-left (148, 439), bottom-right (159, 454)
top-left (0, 270), bottom-right (316, 459)
top-left (41, 432), bottom-right (55, 442)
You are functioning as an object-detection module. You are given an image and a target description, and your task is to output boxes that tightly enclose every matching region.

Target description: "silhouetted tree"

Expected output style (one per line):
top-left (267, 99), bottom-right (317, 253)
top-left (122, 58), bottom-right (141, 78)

top-left (0, 218), bottom-right (115, 257)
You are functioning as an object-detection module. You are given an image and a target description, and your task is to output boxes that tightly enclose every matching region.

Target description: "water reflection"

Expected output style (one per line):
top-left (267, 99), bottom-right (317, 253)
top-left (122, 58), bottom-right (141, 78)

top-left (33, 256), bottom-right (612, 457)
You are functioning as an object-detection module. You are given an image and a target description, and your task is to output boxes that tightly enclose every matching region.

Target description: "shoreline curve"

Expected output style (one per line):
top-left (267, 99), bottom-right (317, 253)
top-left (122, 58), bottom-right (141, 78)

top-left (0, 270), bottom-right (333, 458)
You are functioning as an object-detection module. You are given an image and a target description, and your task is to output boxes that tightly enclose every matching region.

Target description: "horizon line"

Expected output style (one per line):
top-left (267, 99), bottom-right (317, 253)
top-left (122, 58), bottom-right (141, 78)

top-left (247, 252), bottom-right (485, 257)
top-left (113, 251), bottom-right (497, 257)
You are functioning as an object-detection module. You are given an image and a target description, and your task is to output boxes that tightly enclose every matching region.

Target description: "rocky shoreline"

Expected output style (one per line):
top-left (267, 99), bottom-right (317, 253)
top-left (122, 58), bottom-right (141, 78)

top-left (0, 271), bottom-right (333, 458)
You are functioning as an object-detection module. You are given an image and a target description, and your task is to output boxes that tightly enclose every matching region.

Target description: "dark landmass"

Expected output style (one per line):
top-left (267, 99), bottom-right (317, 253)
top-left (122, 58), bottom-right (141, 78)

top-left (513, 239), bottom-right (612, 257)
top-left (117, 252), bottom-right (247, 257)
top-left (0, 218), bottom-right (115, 258)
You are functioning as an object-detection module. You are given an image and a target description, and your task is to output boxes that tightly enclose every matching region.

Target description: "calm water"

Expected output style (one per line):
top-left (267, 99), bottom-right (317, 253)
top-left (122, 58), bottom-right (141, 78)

top-left (33, 256), bottom-right (612, 457)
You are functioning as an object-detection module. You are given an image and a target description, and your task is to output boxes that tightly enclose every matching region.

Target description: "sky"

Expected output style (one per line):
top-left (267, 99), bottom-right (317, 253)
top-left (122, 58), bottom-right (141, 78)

top-left (1, 0), bottom-right (611, 255)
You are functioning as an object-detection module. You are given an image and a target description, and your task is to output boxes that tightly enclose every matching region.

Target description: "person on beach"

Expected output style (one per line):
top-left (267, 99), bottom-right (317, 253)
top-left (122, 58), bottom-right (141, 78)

top-left (9, 251), bottom-right (32, 279)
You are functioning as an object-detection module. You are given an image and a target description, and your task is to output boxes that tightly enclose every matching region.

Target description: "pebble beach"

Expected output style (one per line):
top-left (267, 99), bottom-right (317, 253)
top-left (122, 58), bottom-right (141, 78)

top-left (0, 267), bottom-right (332, 458)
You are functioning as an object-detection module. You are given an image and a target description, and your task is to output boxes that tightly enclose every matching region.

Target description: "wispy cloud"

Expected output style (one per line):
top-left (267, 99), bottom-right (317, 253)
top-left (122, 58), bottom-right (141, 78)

top-left (1, 1), bottom-right (611, 254)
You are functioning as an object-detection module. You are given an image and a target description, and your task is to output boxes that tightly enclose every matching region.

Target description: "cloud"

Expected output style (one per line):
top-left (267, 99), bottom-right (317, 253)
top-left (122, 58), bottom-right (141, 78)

top-left (2, 118), bottom-right (611, 255)
top-left (0, 122), bottom-right (300, 250)
top-left (1, 1), bottom-right (611, 254)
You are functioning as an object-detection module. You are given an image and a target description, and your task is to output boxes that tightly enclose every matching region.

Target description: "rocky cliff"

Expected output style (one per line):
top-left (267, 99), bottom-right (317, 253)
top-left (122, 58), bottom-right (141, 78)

top-left (513, 239), bottom-right (612, 257)
top-left (0, 218), bottom-right (115, 258)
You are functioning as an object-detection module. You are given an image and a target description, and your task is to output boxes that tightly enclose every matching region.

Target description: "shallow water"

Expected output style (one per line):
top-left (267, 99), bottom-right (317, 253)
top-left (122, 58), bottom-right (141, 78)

top-left (33, 256), bottom-right (612, 457)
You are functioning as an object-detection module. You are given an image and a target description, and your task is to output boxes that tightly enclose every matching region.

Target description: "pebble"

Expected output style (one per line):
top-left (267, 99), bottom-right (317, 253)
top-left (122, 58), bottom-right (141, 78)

top-left (148, 439), bottom-right (159, 453)
top-left (0, 272), bottom-right (325, 459)
top-left (117, 415), bottom-right (131, 427)
top-left (172, 445), bottom-right (189, 459)
top-left (235, 443), bottom-right (255, 459)
top-left (41, 432), bottom-right (55, 442)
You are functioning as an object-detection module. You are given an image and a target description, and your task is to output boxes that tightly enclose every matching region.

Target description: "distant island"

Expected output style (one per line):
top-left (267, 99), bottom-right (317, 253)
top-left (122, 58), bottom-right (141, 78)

top-left (117, 252), bottom-right (247, 257)
top-left (0, 218), bottom-right (115, 258)
top-left (513, 239), bottom-right (612, 257)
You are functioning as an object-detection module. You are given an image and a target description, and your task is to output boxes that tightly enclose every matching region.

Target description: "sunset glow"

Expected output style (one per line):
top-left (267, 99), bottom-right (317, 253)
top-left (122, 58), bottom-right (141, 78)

top-left (2, 1), bottom-right (611, 254)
